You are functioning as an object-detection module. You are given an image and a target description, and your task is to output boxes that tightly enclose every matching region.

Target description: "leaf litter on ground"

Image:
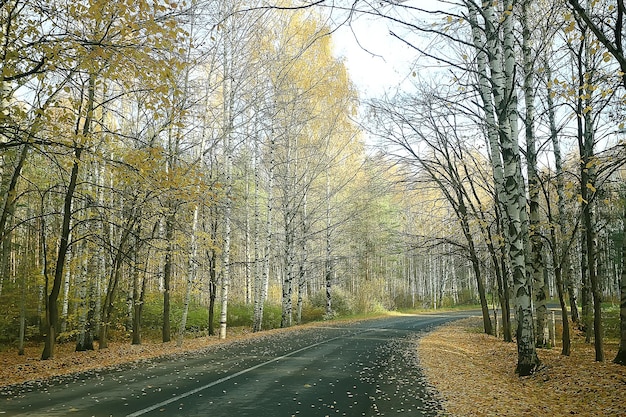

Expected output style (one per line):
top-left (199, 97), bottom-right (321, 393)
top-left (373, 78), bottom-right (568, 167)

top-left (417, 316), bottom-right (626, 417)
top-left (0, 318), bottom-right (372, 390)
top-left (2, 314), bottom-right (624, 417)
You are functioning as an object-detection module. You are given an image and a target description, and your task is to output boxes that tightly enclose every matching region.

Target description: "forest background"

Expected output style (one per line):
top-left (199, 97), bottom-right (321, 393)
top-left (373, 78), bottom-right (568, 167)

top-left (0, 0), bottom-right (625, 377)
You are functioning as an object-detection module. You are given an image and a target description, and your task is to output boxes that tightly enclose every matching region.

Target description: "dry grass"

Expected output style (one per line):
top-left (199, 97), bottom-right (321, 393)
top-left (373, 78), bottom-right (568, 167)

top-left (418, 316), bottom-right (626, 417)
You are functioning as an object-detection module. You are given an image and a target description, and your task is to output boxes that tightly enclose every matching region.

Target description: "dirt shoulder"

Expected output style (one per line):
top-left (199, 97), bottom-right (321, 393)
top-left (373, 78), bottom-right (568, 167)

top-left (0, 318), bottom-right (370, 388)
top-left (0, 327), bottom-right (291, 388)
top-left (417, 316), bottom-right (626, 417)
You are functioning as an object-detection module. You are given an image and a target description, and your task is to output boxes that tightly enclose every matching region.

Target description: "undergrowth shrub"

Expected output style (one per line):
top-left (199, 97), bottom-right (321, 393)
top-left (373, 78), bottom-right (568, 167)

top-left (309, 287), bottom-right (354, 316)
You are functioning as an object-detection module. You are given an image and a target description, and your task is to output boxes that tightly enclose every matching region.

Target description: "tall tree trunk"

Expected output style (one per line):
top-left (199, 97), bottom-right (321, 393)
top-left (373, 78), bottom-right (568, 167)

top-left (208, 245), bottom-right (218, 336)
top-left (581, 235), bottom-right (592, 341)
top-left (469, 2), bottom-right (511, 340)
top-left (162, 212), bottom-right (174, 343)
top-left (75, 238), bottom-right (94, 352)
top-left (42, 147), bottom-right (82, 360)
top-left (325, 173), bottom-right (332, 317)
top-left (131, 220), bottom-right (152, 345)
top-left (99, 210), bottom-right (135, 349)
top-left (178, 203), bottom-right (199, 347)
top-left (469, 0), bottom-right (539, 374)
top-left (254, 134), bottom-right (274, 332)
top-left (545, 57), bottom-right (572, 355)
top-left (219, 6), bottom-right (235, 339)
top-left (281, 224), bottom-right (294, 328)
top-left (503, 0), bottom-right (539, 375)
top-left (18, 248), bottom-right (26, 355)
top-left (206, 203), bottom-right (219, 336)
top-left (177, 118), bottom-right (205, 346)
top-left (252, 136), bottom-right (266, 332)
top-left (60, 248), bottom-right (72, 334)
top-left (521, 0), bottom-right (548, 348)
top-left (0, 143), bottom-right (29, 296)
top-left (576, 32), bottom-right (603, 360)
top-left (614, 193), bottom-right (626, 364)
top-left (245, 158), bottom-right (252, 305)
top-left (219, 126), bottom-right (233, 340)
top-left (41, 69), bottom-right (96, 359)
top-left (296, 188), bottom-right (308, 325)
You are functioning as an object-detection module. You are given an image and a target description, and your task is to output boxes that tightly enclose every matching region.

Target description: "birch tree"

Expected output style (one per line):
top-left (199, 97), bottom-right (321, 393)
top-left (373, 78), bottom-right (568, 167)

top-left (520, 0), bottom-right (550, 348)
top-left (543, 55), bottom-right (574, 355)
top-left (467, 0), bottom-right (540, 374)
top-left (565, 0), bottom-right (626, 366)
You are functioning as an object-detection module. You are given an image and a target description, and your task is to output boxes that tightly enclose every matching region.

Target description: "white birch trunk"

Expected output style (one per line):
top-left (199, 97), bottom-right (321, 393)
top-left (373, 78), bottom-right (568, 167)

top-left (178, 204), bottom-right (199, 346)
top-left (280, 133), bottom-right (294, 328)
top-left (60, 247), bottom-right (71, 333)
top-left (178, 133), bottom-right (205, 345)
top-left (245, 164), bottom-right (252, 305)
top-left (255, 133), bottom-right (274, 332)
top-left (296, 188), bottom-right (308, 324)
top-left (325, 172), bottom-right (332, 316)
top-left (219, 9), bottom-right (234, 339)
top-left (252, 134), bottom-right (264, 331)
top-left (219, 143), bottom-right (232, 340)
top-left (469, 0), bottom-right (538, 374)
top-left (174, 5), bottom-right (199, 346)
top-left (521, 0), bottom-right (548, 348)
top-left (502, 0), bottom-right (538, 374)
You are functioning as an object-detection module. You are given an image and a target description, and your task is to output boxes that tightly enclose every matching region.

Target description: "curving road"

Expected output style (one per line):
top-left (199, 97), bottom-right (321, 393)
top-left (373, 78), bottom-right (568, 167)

top-left (1, 313), bottom-right (471, 417)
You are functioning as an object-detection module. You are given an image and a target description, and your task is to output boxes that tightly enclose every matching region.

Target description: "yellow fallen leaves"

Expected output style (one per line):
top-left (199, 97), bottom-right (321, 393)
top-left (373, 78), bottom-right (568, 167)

top-left (0, 319), bottom-right (351, 388)
top-left (418, 317), bottom-right (626, 417)
top-left (0, 328), bottom-right (253, 387)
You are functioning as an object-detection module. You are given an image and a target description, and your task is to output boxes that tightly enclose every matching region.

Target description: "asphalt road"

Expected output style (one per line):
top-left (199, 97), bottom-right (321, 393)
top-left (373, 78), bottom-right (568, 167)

top-left (0, 313), bottom-right (471, 417)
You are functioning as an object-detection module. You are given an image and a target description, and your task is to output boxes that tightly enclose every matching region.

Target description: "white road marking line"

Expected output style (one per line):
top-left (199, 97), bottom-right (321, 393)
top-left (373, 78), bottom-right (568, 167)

top-left (126, 331), bottom-right (365, 417)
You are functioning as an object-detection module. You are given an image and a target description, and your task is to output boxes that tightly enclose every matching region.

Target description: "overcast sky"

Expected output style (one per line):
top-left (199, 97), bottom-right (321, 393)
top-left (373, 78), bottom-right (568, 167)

top-left (330, 1), bottom-right (449, 99)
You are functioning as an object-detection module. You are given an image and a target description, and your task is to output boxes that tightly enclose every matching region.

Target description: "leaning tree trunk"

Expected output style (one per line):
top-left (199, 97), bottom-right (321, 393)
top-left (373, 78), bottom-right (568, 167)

top-left (0, 143), bottom-right (29, 296)
top-left (99, 211), bottom-right (135, 349)
top-left (99, 249), bottom-right (124, 349)
top-left (554, 262), bottom-right (571, 356)
top-left (42, 147), bottom-right (82, 360)
top-left (457, 194), bottom-right (492, 335)
top-left (469, 2), bottom-right (510, 340)
top-left (466, 151), bottom-right (512, 341)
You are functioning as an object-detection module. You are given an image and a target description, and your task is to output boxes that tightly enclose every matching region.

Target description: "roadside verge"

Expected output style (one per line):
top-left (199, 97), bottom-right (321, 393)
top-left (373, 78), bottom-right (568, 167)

top-left (417, 317), bottom-right (625, 416)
